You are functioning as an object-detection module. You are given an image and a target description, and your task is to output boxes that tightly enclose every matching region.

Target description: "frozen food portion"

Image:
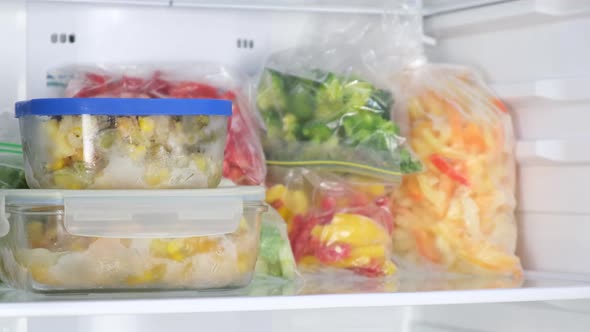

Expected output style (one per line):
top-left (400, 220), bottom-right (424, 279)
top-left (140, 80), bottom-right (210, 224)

top-left (257, 68), bottom-right (421, 181)
top-left (392, 64), bottom-right (522, 277)
top-left (222, 91), bottom-right (266, 186)
top-left (50, 66), bottom-right (266, 186)
top-left (16, 98), bottom-right (230, 189)
top-left (265, 168), bottom-right (397, 277)
top-left (0, 189), bottom-right (266, 292)
top-left (255, 207), bottom-right (298, 280)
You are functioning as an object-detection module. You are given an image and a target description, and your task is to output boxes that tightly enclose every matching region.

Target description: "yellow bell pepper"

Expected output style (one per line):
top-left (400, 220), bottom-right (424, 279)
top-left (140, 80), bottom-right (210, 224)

top-left (311, 213), bottom-right (390, 247)
top-left (331, 245), bottom-right (385, 269)
top-left (266, 184), bottom-right (287, 202)
top-left (284, 190), bottom-right (309, 216)
top-left (265, 184), bottom-right (309, 225)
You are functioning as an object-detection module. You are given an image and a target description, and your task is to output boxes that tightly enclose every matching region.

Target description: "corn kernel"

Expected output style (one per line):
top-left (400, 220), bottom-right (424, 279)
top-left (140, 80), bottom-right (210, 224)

top-left (129, 145), bottom-right (146, 161)
top-left (138, 117), bottom-right (155, 133)
top-left (170, 252), bottom-right (185, 262)
top-left (193, 154), bottom-right (209, 172)
top-left (167, 239), bottom-right (184, 256)
top-left (144, 166), bottom-right (170, 186)
top-left (150, 239), bottom-right (169, 257)
top-left (127, 264), bottom-right (167, 285)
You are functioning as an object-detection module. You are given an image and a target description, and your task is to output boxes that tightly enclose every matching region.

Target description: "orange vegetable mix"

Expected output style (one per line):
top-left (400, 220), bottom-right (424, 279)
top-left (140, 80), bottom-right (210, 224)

top-left (392, 65), bottom-right (522, 277)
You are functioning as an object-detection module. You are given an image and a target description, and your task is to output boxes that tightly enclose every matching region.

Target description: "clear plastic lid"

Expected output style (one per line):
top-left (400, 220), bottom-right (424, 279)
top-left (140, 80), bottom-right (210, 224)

top-left (0, 186), bottom-right (265, 238)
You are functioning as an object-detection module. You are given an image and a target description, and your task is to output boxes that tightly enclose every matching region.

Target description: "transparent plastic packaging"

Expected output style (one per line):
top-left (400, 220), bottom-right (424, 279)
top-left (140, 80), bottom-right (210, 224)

top-left (49, 64), bottom-right (266, 186)
top-left (16, 98), bottom-right (231, 189)
top-left (0, 114), bottom-right (27, 189)
top-left (392, 64), bottom-right (522, 277)
top-left (257, 69), bottom-right (420, 180)
top-left (255, 3), bottom-right (423, 181)
top-left (0, 144), bottom-right (27, 189)
top-left (256, 2), bottom-right (422, 277)
top-left (255, 206), bottom-right (298, 280)
top-left (0, 187), bottom-right (267, 292)
top-left (266, 167), bottom-right (397, 277)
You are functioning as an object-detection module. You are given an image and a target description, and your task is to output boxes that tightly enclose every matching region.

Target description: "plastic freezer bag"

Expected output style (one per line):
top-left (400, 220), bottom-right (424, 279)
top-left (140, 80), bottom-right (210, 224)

top-left (391, 64), bottom-right (522, 277)
top-left (257, 69), bottom-right (420, 180)
top-left (266, 167), bottom-right (397, 277)
top-left (256, 5), bottom-right (422, 181)
top-left (48, 64), bottom-right (266, 186)
top-left (0, 114), bottom-right (27, 189)
top-left (255, 206), bottom-right (298, 280)
top-left (0, 143), bottom-right (27, 189)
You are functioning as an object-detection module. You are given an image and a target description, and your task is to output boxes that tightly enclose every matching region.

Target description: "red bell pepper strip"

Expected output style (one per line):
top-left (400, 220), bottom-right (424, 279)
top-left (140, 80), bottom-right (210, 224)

top-left (493, 98), bottom-right (509, 113)
top-left (168, 82), bottom-right (219, 99)
top-left (429, 154), bottom-right (470, 186)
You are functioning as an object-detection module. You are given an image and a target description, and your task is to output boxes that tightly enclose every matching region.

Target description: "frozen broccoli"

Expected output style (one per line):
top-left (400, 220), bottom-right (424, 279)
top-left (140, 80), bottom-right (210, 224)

top-left (316, 73), bottom-right (345, 121)
top-left (257, 69), bottom-right (288, 114)
top-left (342, 79), bottom-right (374, 113)
top-left (301, 122), bottom-right (332, 143)
top-left (282, 114), bottom-right (301, 142)
top-left (263, 111), bottom-right (283, 139)
top-left (365, 89), bottom-right (394, 117)
top-left (287, 83), bottom-right (315, 121)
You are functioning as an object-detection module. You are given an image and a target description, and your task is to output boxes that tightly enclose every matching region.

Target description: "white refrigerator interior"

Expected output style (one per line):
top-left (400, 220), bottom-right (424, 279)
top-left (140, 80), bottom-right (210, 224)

top-left (1, 0), bottom-right (590, 331)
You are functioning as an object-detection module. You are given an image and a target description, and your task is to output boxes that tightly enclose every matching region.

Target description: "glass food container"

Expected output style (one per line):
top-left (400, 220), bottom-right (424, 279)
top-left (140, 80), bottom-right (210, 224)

top-left (15, 98), bottom-right (231, 189)
top-left (0, 186), bottom-right (266, 292)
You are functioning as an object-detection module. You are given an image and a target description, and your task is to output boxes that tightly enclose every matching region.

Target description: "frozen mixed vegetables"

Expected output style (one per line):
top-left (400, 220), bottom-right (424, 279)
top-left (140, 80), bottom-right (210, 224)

top-left (392, 65), bottom-right (522, 277)
top-left (22, 114), bottom-right (226, 189)
top-left (266, 168), bottom-right (396, 277)
top-left (255, 208), bottom-right (298, 280)
top-left (56, 68), bottom-right (266, 186)
top-left (257, 68), bottom-right (421, 179)
top-left (0, 205), bottom-right (264, 291)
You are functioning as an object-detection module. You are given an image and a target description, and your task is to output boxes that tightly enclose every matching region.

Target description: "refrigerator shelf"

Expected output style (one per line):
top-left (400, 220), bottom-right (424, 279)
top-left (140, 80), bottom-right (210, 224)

top-left (0, 271), bottom-right (589, 317)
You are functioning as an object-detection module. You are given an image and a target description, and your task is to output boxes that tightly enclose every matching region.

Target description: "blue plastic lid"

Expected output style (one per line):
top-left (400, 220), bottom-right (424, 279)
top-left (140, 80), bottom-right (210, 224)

top-left (15, 98), bottom-right (232, 118)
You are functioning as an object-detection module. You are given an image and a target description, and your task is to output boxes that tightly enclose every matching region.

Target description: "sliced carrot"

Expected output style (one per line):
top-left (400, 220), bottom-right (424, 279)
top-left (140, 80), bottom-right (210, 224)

top-left (463, 122), bottom-right (487, 152)
top-left (413, 229), bottom-right (442, 264)
top-left (405, 176), bottom-right (423, 202)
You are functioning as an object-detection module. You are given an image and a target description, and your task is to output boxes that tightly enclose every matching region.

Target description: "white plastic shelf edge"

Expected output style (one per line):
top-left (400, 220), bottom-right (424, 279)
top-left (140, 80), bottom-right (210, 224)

top-left (0, 272), bottom-right (589, 317)
top-left (425, 0), bottom-right (590, 37)
top-left (32, 0), bottom-right (419, 14)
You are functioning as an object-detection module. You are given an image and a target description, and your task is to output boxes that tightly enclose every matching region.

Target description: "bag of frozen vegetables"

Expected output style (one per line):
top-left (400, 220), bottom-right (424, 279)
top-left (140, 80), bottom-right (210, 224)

top-left (48, 64), bottom-right (266, 186)
top-left (266, 167), bottom-right (398, 277)
top-left (391, 64), bottom-right (522, 277)
top-left (255, 206), bottom-right (298, 280)
top-left (0, 113), bottom-right (27, 189)
top-left (257, 67), bottom-right (420, 181)
top-left (0, 143), bottom-right (27, 189)
top-left (256, 3), bottom-right (423, 181)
